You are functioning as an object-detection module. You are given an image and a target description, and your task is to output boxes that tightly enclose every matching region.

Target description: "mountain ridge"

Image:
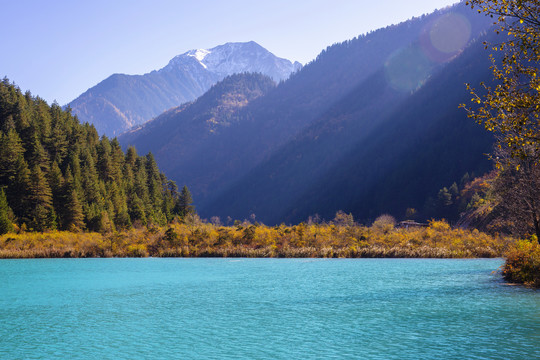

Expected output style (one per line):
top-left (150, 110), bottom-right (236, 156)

top-left (69, 41), bottom-right (300, 136)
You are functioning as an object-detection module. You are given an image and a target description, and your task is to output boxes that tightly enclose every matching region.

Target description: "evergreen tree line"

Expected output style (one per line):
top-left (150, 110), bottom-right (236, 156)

top-left (0, 78), bottom-right (193, 234)
top-left (421, 172), bottom-right (477, 222)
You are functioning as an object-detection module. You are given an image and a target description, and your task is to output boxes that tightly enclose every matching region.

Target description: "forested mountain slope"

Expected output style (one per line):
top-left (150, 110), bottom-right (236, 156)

top-left (205, 32), bottom-right (497, 224)
top-left (121, 3), bottom-right (496, 224)
top-left (119, 73), bottom-right (276, 198)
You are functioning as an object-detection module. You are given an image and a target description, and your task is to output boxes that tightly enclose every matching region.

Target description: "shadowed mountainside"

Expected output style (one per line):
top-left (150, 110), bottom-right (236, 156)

top-left (121, 3), bottom-right (496, 224)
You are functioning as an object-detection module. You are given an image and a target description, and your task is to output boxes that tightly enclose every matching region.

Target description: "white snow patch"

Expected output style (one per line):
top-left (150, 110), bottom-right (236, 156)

top-left (186, 49), bottom-right (211, 68)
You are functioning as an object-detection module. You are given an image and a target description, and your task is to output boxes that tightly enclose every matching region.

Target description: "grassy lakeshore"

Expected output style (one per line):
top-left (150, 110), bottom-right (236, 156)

top-left (0, 220), bottom-right (515, 259)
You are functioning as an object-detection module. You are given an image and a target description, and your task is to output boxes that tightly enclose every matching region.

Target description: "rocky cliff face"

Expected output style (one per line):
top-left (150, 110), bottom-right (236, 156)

top-left (69, 41), bottom-right (300, 136)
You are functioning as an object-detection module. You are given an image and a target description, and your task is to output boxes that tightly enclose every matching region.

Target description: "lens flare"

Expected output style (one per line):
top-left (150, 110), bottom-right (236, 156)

top-left (384, 45), bottom-right (431, 92)
top-left (430, 13), bottom-right (471, 53)
top-left (421, 13), bottom-right (472, 62)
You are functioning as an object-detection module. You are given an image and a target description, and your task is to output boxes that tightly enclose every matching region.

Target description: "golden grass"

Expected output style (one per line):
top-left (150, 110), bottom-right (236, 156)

top-left (0, 219), bottom-right (515, 259)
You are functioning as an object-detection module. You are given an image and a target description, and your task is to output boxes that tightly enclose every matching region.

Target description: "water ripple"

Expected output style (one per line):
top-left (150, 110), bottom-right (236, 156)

top-left (0, 258), bottom-right (538, 359)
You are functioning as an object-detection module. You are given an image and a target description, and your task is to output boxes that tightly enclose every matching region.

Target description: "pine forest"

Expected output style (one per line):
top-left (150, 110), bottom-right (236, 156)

top-left (0, 78), bottom-right (192, 234)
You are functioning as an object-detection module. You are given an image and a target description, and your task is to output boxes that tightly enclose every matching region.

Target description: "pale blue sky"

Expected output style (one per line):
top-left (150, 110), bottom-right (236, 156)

top-left (1, 0), bottom-right (458, 104)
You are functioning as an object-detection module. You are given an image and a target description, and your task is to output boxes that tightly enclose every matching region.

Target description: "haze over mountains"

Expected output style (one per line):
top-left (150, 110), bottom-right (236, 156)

top-left (116, 2), bottom-right (498, 225)
top-left (69, 41), bottom-right (301, 136)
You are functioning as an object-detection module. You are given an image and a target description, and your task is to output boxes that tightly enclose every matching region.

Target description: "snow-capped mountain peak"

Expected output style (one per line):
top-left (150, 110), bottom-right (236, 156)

top-left (186, 49), bottom-right (212, 68)
top-left (166, 41), bottom-right (301, 82)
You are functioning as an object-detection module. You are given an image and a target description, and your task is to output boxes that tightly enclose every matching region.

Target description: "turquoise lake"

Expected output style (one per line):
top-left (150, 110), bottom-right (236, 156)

top-left (0, 258), bottom-right (538, 359)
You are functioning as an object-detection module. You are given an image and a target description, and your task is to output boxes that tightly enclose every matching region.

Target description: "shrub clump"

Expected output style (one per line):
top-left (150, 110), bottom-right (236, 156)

top-left (502, 239), bottom-right (540, 288)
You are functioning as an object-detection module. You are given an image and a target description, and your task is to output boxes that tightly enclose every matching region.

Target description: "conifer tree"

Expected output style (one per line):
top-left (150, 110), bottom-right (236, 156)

top-left (48, 122), bottom-right (68, 163)
top-left (97, 136), bottom-right (113, 181)
top-left (27, 130), bottom-right (50, 172)
top-left (98, 210), bottom-right (115, 233)
top-left (65, 189), bottom-right (85, 231)
top-left (48, 160), bottom-right (64, 194)
top-left (163, 179), bottom-right (179, 222)
top-left (125, 146), bottom-right (138, 168)
top-left (28, 164), bottom-right (54, 231)
top-left (0, 188), bottom-right (13, 234)
top-left (9, 155), bottom-right (30, 220)
top-left (110, 138), bottom-right (124, 183)
top-left (62, 167), bottom-right (84, 231)
top-left (85, 203), bottom-right (102, 232)
top-left (79, 148), bottom-right (100, 204)
top-left (133, 158), bottom-right (150, 207)
top-left (129, 193), bottom-right (147, 226)
top-left (145, 153), bottom-right (162, 212)
top-left (177, 185), bottom-right (195, 218)
top-left (0, 129), bottom-right (25, 187)
top-left (115, 203), bottom-right (132, 230)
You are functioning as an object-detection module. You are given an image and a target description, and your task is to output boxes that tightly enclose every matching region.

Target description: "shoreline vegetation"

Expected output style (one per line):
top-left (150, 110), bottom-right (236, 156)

top-left (502, 240), bottom-right (540, 288)
top-left (1, 214), bottom-right (538, 287)
top-left (0, 218), bottom-right (514, 260)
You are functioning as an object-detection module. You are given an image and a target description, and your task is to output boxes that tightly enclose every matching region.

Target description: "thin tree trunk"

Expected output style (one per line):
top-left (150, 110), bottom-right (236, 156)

top-left (534, 212), bottom-right (540, 244)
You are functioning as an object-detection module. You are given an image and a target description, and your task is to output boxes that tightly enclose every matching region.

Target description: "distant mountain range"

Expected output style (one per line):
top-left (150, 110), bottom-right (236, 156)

top-left (69, 41), bottom-right (301, 135)
top-left (120, 2), bottom-right (498, 224)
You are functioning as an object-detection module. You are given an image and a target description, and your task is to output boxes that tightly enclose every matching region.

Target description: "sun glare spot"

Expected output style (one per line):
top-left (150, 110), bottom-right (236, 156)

top-left (430, 13), bottom-right (471, 53)
top-left (384, 45), bottom-right (431, 92)
top-left (421, 13), bottom-right (472, 62)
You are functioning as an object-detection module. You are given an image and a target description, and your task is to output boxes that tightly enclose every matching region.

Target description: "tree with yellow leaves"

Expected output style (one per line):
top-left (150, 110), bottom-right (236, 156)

top-left (463, 0), bottom-right (540, 162)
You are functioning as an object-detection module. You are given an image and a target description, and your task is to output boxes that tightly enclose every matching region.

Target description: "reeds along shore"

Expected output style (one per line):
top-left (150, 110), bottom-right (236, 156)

top-left (0, 219), bottom-right (515, 259)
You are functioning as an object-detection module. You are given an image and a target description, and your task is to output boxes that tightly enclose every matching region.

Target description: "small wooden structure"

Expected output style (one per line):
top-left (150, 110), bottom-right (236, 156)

top-left (396, 220), bottom-right (428, 229)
